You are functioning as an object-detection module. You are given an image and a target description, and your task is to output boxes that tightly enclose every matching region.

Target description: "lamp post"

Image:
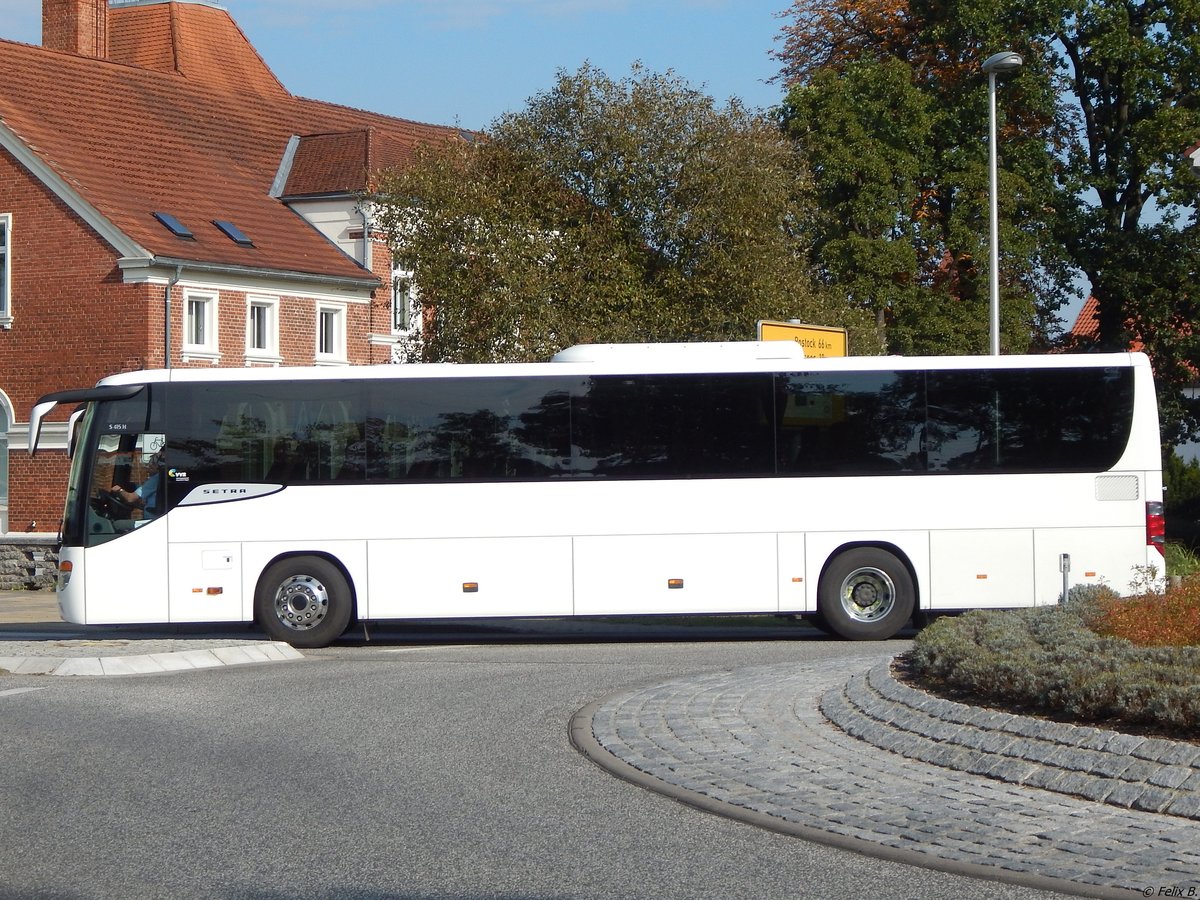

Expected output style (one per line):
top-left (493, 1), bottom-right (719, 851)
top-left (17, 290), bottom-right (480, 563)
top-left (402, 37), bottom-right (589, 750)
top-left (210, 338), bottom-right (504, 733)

top-left (982, 50), bottom-right (1022, 355)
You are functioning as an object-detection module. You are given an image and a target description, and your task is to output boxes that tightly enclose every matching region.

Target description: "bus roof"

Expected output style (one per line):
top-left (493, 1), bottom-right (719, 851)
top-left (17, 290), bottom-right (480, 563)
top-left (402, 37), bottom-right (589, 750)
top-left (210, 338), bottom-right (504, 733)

top-left (550, 341), bottom-right (807, 363)
top-left (85, 346), bottom-right (1151, 388)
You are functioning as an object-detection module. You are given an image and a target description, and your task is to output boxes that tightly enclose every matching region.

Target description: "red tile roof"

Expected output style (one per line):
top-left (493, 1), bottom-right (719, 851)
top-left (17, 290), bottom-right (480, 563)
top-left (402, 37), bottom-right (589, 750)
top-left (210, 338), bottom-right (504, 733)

top-left (0, 1), bottom-right (462, 282)
top-left (1071, 295), bottom-right (1100, 340)
top-left (108, 1), bottom-right (287, 97)
top-left (285, 131), bottom-right (369, 198)
top-left (1069, 295), bottom-right (1146, 351)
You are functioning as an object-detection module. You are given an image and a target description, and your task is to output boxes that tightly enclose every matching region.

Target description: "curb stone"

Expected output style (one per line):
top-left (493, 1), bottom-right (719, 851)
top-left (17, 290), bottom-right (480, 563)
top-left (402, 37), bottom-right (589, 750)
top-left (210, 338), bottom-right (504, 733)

top-left (0, 642), bottom-right (304, 676)
top-left (820, 662), bottom-right (1200, 821)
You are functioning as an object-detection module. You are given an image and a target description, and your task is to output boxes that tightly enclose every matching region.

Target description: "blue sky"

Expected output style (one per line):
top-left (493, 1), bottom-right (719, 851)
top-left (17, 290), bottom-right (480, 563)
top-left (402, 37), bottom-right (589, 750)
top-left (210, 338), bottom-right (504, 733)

top-left (2, 0), bottom-right (791, 130)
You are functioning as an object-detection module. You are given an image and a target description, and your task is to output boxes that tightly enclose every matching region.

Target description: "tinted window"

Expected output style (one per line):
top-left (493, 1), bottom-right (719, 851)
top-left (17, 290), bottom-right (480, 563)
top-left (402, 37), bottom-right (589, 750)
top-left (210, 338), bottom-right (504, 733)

top-left (777, 371), bottom-right (925, 474)
top-left (363, 377), bottom-right (574, 481)
top-left (165, 378), bottom-right (575, 489)
top-left (152, 365), bottom-right (1135, 493)
top-left (165, 381), bottom-right (368, 488)
top-left (926, 367), bottom-right (1134, 473)
top-left (573, 374), bottom-right (775, 478)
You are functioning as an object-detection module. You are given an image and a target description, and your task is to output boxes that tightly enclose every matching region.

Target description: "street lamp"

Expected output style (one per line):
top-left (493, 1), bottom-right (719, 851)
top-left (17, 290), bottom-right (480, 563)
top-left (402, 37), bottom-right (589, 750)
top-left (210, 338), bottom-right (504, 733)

top-left (982, 50), bottom-right (1022, 355)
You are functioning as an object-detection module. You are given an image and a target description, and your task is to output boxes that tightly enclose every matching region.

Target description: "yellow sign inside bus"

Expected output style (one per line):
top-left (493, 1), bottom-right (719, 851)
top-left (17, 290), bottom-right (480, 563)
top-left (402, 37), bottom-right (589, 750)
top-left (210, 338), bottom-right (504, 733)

top-left (758, 320), bottom-right (848, 357)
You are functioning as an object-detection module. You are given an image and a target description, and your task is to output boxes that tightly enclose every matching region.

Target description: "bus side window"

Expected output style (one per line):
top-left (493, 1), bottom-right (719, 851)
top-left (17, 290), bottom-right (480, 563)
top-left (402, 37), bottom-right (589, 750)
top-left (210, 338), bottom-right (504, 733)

top-left (266, 439), bottom-right (296, 483)
top-left (334, 423), bottom-right (366, 480)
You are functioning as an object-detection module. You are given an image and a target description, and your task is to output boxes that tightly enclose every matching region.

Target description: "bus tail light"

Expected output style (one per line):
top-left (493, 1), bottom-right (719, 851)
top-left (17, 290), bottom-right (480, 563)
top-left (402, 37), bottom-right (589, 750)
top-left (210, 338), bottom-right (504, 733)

top-left (1147, 501), bottom-right (1165, 553)
top-left (57, 560), bottom-right (73, 590)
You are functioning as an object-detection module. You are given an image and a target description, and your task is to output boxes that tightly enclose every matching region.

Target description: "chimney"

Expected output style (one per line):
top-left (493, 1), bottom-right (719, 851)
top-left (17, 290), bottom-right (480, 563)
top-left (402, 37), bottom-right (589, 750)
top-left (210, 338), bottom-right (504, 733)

top-left (42, 0), bottom-right (109, 58)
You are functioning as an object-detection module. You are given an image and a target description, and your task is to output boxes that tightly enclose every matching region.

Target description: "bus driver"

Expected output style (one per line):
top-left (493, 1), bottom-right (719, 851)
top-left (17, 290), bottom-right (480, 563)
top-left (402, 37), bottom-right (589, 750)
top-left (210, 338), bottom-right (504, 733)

top-left (109, 449), bottom-right (163, 519)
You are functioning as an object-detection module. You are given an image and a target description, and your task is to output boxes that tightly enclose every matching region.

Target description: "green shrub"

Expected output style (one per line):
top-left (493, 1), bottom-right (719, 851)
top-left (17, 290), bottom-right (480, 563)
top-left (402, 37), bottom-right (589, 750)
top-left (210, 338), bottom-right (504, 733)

top-left (1166, 542), bottom-right (1200, 578)
top-left (1064, 582), bottom-right (1120, 607)
top-left (909, 602), bottom-right (1200, 737)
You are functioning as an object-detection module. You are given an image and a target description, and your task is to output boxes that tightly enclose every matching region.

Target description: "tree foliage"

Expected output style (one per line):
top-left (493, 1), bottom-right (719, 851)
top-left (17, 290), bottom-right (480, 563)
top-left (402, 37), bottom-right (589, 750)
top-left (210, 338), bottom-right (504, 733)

top-left (1051, 0), bottom-right (1200, 439)
top-left (776, 0), bottom-right (1067, 355)
top-left (372, 64), bottom-right (860, 363)
top-left (774, 0), bottom-right (1200, 439)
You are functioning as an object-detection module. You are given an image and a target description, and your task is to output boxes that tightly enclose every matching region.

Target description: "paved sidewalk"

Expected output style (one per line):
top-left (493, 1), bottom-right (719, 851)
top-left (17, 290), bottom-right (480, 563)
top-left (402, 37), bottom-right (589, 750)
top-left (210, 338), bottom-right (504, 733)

top-left (574, 655), bottom-right (1200, 900)
top-left (0, 590), bottom-right (302, 675)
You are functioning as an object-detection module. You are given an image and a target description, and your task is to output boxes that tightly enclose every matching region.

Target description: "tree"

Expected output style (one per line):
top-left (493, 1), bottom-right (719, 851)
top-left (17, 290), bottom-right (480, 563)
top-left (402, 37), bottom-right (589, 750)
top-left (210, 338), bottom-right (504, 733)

top-left (1049, 0), bottom-right (1200, 440)
top-left (372, 64), bottom-right (865, 363)
top-left (776, 0), bottom-right (1067, 355)
top-left (775, 0), bottom-right (1200, 440)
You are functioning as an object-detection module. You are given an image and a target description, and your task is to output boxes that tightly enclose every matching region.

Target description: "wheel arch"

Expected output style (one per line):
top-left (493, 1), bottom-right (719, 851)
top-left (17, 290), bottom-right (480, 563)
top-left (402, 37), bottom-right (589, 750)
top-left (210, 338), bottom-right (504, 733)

top-left (817, 540), bottom-right (922, 609)
top-left (253, 550), bottom-right (360, 626)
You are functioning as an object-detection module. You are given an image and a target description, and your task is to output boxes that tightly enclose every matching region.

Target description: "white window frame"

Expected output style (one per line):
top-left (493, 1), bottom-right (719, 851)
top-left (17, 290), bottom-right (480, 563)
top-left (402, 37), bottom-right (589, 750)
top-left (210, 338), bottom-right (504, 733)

top-left (0, 213), bottom-right (12, 330)
top-left (0, 388), bottom-right (10, 534)
top-left (182, 289), bottom-right (220, 362)
top-left (245, 295), bottom-right (281, 365)
top-left (315, 302), bottom-right (347, 365)
top-left (392, 269), bottom-right (418, 335)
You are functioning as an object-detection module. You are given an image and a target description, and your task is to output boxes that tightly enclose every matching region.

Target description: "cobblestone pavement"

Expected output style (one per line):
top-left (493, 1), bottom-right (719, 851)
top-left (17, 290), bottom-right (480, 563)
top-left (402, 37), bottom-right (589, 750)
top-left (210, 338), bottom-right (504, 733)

top-left (575, 654), bottom-right (1200, 900)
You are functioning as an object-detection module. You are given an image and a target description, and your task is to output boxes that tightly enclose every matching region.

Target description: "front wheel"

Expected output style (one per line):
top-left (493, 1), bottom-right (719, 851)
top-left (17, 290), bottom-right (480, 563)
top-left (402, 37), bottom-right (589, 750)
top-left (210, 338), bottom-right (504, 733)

top-left (255, 556), bottom-right (353, 648)
top-left (817, 548), bottom-right (915, 641)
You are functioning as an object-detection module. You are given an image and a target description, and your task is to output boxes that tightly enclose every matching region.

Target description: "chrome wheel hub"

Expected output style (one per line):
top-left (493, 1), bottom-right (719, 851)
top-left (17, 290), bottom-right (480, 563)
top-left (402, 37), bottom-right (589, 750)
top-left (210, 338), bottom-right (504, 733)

top-left (838, 566), bottom-right (896, 623)
top-left (273, 574), bottom-right (330, 632)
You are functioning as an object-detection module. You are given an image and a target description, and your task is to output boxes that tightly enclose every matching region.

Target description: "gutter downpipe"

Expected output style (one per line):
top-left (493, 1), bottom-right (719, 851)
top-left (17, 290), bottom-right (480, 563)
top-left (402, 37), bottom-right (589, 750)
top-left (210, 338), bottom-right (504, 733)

top-left (361, 205), bottom-right (373, 273)
top-left (165, 265), bottom-right (181, 369)
top-left (361, 204), bottom-right (377, 340)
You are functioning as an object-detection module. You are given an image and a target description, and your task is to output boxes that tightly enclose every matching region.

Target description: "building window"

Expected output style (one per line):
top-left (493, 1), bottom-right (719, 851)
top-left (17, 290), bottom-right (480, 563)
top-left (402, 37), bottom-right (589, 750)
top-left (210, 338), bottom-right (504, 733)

top-left (245, 295), bottom-right (280, 364)
top-left (183, 290), bottom-right (219, 361)
top-left (316, 303), bottom-right (347, 363)
top-left (392, 272), bottom-right (415, 333)
top-left (0, 214), bottom-right (11, 329)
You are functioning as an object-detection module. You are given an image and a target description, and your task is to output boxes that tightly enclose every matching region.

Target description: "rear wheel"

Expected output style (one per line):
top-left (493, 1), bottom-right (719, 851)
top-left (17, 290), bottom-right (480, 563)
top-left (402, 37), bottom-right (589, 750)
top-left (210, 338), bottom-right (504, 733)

top-left (255, 556), bottom-right (353, 648)
top-left (817, 547), bottom-right (914, 641)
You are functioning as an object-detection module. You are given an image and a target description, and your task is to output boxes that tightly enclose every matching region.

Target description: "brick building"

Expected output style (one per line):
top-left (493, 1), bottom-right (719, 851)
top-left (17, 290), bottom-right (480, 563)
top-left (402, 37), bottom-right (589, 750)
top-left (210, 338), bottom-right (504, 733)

top-left (0, 0), bottom-right (462, 534)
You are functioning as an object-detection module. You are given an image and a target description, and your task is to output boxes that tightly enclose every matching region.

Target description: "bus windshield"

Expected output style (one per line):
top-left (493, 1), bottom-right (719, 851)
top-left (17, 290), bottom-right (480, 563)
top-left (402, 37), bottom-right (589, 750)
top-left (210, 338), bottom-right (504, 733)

top-left (66, 386), bottom-right (166, 547)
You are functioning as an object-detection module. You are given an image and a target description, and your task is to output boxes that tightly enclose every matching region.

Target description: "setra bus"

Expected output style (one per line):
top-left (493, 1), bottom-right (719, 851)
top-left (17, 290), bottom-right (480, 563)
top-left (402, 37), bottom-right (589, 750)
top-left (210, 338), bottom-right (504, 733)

top-left (29, 342), bottom-right (1165, 647)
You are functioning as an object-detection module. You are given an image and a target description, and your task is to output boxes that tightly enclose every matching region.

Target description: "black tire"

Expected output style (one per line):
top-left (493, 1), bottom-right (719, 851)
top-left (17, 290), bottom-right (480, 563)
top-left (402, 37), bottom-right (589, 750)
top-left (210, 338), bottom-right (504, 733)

top-left (817, 547), bottom-right (915, 641)
top-left (255, 556), bottom-right (353, 648)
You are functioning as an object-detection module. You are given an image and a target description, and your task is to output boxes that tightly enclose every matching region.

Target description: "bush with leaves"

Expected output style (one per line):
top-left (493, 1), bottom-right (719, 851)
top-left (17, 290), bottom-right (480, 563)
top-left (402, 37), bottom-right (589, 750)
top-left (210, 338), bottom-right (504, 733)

top-left (910, 590), bottom-right (1200, 736)
top-left (1091, 578), bottom-right (1200, 648)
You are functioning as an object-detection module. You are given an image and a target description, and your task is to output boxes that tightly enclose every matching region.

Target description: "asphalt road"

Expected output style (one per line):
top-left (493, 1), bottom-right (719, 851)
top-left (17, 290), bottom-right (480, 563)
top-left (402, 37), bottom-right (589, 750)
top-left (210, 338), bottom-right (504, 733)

top-left (0, 624), bottom-right (1071, 899)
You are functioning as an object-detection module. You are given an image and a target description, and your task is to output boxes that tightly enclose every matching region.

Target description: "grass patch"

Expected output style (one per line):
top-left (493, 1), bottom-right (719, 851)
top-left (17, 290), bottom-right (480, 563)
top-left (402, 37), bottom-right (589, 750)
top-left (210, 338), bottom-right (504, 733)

top-left (909, 587), bottom-right (1200, 739)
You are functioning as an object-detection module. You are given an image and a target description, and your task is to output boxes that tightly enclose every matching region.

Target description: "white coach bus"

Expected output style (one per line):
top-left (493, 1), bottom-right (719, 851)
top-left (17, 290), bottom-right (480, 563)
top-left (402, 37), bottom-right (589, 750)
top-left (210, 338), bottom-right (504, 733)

top-left (29, 342), bottom-right (1164, 647)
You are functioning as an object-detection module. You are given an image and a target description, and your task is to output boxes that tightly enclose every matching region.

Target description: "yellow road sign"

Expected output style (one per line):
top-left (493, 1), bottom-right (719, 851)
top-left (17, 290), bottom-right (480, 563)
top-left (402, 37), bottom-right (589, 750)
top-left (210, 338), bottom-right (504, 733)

top-left (757, 320), bottom-right (848, 357)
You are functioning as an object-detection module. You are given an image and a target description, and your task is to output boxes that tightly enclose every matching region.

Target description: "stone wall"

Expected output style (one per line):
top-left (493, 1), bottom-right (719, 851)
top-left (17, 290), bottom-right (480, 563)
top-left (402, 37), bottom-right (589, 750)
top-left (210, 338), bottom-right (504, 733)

top-left (0, 535), bottom-right (57, 590)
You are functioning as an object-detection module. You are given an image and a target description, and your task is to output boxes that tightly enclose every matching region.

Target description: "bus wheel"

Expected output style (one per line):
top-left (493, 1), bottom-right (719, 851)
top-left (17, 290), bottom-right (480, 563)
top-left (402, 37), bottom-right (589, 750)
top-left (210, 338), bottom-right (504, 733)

top-left (255, 556), bottom-right (353, 649)
top-left (818, 548), bottom-right (914, 641)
